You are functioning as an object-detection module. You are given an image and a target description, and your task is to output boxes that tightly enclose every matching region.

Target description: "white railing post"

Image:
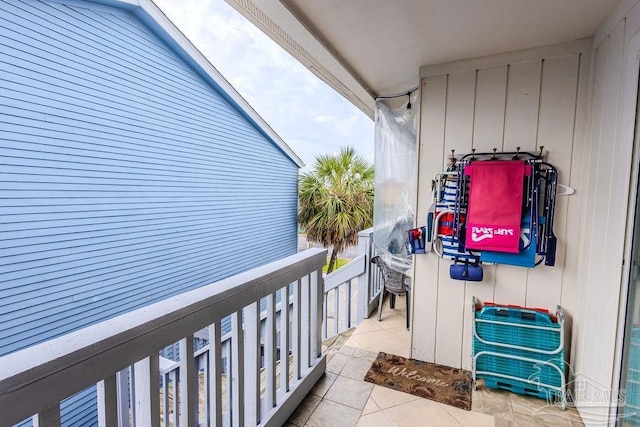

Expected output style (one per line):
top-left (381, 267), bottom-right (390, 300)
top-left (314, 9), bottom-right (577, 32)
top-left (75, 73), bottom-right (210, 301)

top-left (346, 280), bottom-right (352, 329)
top-left (133, 355), bottom-right (160, 426)
top-left (300, 275), bottom-right (311, 371)
top-left (243, 302), bottom-right (260, 426)
top-left (97, 375), bottom-right (118, 427)
top-left (265, 292), bottom-right (277, 411)
top-left (357, 228), bottom-right (374, 320)
top-left (322, 293), bottom-right (328, 340)
top-left (208, 322), bottom-right (223, 427)
top-left (223, 337), bottom-right (233, 425)
top-left (231, 310), bottom-right (245, 426)
top-left (179, 337), bottom-right (196, 427)
top-left (334, 287), bottom-right (340, 336)
top-left (116, 368), bottom-right (130, 427)
top-left (292, 278), bottom-right (302, 381)
top-left (279, 284), bottom-right (291, 395)
top-left (322, 252), bottom-right (367, 340)
top-left (310, 269), bottom-right (323, 359)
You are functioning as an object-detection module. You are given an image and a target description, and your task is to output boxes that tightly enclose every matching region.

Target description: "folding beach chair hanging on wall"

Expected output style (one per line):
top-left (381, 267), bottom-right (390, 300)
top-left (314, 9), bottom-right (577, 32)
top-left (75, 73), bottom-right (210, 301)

top-left (416, 152), bottom-right (483, 281)
top-left (410, 147), bottom-right (562, 282)
top-left (464, 160), bottom-right (529, 254)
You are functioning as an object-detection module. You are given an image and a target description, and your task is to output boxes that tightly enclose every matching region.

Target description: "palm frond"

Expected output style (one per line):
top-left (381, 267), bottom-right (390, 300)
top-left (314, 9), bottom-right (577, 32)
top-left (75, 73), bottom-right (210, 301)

top-left (298, 146), bottom-right (374, 255)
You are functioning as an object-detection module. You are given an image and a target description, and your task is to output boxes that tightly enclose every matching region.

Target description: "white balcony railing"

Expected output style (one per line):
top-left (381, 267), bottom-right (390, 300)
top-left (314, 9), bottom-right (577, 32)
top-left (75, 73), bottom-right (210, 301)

top-left (321, 228), bottom-right (383, 341)
top-left (0, 248), bottom-right (328, 427)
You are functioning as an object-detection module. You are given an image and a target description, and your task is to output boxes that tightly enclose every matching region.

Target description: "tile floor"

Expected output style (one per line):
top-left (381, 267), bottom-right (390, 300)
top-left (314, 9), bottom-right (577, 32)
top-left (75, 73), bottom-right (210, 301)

top-left (286, 295), bottom-right (585, 427)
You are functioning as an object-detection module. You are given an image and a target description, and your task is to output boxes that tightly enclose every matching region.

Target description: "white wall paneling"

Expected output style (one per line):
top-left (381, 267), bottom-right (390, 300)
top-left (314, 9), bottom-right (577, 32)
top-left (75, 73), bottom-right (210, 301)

top-left (525, 55), bottom-right (580, 309)
top-left (576, 21), bottom-right (626, 421)
top-left (414, 3), bottom-right (640, 425)
top-left (460, 66), bottom-right (509, 371)
top-left (494, 60), bottom-right (542, 307)
top-left (573, 1), bottom-right (640, 422)
top-left (412, 76), bottom-right (447, 361)
top-left (414, 41), bottom-right (591, 370)
top-left (562, 49), bottom-right (591, 384)
top-left (435, 70), bottom-right (475, 368)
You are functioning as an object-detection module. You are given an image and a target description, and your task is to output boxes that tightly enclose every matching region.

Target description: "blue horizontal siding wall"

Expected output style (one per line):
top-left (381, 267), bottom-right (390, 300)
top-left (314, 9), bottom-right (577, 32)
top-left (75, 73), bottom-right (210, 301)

top-left (0, 0), bottom-right (298, 362)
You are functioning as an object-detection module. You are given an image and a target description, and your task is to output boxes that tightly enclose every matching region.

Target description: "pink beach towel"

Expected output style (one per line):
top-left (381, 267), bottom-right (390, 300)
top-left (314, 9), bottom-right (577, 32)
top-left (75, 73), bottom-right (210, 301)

top-left (464, 160), bottom-right (528, 253)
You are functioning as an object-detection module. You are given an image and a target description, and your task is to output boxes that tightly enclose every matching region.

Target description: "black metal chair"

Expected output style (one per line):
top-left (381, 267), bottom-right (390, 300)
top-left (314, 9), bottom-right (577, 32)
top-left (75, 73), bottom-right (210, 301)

top-left (371, 256), bottom-right (411, 330)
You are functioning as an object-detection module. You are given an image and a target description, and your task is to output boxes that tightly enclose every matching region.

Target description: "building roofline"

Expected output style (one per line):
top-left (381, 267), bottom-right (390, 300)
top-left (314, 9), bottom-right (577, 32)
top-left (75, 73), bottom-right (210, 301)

top-left (82, 0), bottom-right (305, 168)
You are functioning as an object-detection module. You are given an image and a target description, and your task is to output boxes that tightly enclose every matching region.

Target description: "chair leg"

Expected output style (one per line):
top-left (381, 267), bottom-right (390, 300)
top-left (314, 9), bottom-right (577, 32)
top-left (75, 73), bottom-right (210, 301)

top-left (377, 286), bottom-right (385, 322)
top-left (390, 293), bottom-right (396, 309)
top-left (405, 289), bottom-right (411, 331)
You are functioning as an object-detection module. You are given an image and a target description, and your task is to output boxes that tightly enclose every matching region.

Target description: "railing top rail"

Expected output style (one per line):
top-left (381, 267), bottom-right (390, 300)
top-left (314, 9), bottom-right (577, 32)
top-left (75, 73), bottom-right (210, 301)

top-left (0, 248), bottom-right (327, 425)
top-left (324, 255), bottom-right (366, 292)
top-left (357, 227), bottom-right (374, 237)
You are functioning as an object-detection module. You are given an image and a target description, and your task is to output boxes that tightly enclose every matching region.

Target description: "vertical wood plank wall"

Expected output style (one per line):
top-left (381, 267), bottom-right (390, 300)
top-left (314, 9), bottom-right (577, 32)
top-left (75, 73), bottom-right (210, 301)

top-left (413, 40), bottom-right (592, 371)
top-left (573, 1), bottom-right (640, 422)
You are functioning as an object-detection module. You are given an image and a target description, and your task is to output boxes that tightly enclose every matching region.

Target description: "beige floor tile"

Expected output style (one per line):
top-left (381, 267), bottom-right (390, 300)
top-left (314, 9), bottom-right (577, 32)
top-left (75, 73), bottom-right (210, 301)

top-left (324, 375), bottom-right (374, 410)
top-left (352, 348), bottom-right (380, 363)
top-left (384, 326), bottom-right (411, 345)
top-left (348, 330), bottom-right (398, 353)
top-left (381, 344), bottom-right (410, 359)
top-left (353, 318), bottom-right (385, 334)
top-left (494, 418), bottom-right (517, 427)
top-left (377, 312), bottom-right (407, 327)
top-left (343, 334), bottom-right (363, 348)
top-left (510, 393), bottom-right (573, 427)
top-left (563, 408), bottom-right (585, 425)
top-left (442, 404), bottom-right (494, 426)
top-left (370, 385), bottom-right (419, 410)
top-left (514, 410), bottom-right (574, 427)
top-left (356, 410), bottom-right (394, 427)
top-left (509, 392), bottom-right (550, 411)
top-left (529, 404), bottom-right (582, 425)
top-left (326, 353), bottom-right (350, 374)
top-left (383, 293), bottom-right (407, 311)
top-left (472, 387), bottom-right (514, 420)
top-left (361, 397), bottom-right (381, 416)
top-left (317, 310), bottom-right (592, 427)
top-left (338, 345), bottom-right (358, 356)
top-left (383, 398), bottom-right (462, 426)
top-left (511, 395), bottom-right (544, 416)
top-left (287, 394), bottom-right (322, 426)
top-left (340, 356), bottom-right (374, 381)
top-left (376, 313), bottom-right (409, 331)
top-left (305, 400), bottom-right (361, 427)
top-left (310, 371), bottom-right (337, 398)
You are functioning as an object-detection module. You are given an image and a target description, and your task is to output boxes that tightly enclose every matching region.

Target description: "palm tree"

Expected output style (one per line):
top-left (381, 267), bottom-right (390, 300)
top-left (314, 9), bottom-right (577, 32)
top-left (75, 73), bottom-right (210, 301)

top-left (298, 146), bottom-right (374, 273)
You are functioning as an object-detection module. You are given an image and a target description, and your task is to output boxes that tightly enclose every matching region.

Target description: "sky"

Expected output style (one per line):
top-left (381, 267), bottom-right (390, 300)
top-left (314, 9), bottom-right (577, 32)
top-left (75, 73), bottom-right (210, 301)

top-left (153, 0), bottom-right (375, 169)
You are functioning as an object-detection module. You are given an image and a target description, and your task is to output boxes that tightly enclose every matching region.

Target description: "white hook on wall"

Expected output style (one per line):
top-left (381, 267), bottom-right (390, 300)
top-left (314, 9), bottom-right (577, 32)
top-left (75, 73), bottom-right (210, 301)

top-left (556, 184), bottom-right (575, 196)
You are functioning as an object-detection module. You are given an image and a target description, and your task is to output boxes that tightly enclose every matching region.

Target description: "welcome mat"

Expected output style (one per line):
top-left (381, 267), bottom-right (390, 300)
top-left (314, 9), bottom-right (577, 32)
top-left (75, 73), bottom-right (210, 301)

top-left (364, 352), bottom-right (473, 411)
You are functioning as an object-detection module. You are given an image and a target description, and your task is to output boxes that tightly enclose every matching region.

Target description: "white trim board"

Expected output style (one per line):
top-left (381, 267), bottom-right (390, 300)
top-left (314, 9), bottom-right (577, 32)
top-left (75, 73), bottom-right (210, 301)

top-left (420, 38), bottom-right (594, 79)
top-left (225, 0), bottom-right (376, 118)
top-left (612, 27), bottom-right (640, 420)
top-left (595, 0), bottom-right (640, 48)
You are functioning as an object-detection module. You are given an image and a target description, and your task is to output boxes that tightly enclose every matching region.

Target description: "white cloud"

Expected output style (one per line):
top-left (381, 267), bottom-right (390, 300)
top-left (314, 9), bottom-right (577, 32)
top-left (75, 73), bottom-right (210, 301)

top-left (314, 115), bottom-right (332, 124)
top-left (152, 0), bottom-right (374, 168)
